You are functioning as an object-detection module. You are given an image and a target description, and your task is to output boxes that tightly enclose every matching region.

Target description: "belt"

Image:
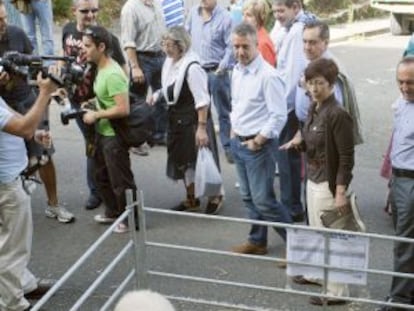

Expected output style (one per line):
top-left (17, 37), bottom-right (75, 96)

top-left (235, 134), bottom-right (256, 142)
top-left (392, 167), bottom-right (414, 179)
top-left (202, 64), bottom-right (219, 72)
top-left (136, 50), bottom-right (164, 57)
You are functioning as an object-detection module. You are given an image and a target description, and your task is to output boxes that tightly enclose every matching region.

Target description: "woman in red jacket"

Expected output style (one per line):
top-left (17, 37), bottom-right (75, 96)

top-left (242, 0), bottom-right (277, 66)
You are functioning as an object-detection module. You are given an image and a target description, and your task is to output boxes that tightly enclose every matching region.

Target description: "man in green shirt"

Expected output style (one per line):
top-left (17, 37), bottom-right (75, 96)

top-left (82, 25), bottom-right (136, 233)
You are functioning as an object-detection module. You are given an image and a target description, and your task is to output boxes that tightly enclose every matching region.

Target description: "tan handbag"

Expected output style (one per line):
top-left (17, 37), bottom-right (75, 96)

top-left (320, 192), bottom-right (366, 232)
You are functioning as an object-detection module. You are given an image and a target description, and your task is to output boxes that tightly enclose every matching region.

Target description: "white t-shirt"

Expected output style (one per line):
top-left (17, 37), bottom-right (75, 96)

top-left (0, 97), bottom-right (28, 183)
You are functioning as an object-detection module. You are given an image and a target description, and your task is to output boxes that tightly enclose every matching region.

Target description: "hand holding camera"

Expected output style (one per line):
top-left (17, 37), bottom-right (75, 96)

top-left (37, 71), bottom-right (60, 97)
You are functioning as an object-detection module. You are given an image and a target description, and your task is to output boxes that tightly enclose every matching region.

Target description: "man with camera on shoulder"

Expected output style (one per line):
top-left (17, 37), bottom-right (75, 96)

top-left (0, 71), bottom-right (59, 311)
top-left (0, 0), bottom-right (74, 223)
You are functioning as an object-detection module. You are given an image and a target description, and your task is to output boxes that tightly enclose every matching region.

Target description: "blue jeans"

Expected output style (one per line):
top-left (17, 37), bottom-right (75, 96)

top-left (20, 0), bottom-right (54, 55)
top-left (131, 52), bottom-right (166, 139)
top-left (231, 137), bottom-right (292, 245)
top-left (277, 111), bottom-right (304, 216)
top-left (207, 71), bottom-right (231, 152)
top-left (4, 0), bottom-right (22, 27)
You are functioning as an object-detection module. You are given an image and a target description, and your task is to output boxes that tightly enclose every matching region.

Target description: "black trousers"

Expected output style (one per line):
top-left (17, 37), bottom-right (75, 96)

top-left (94, 135), bottom-right (136, 218)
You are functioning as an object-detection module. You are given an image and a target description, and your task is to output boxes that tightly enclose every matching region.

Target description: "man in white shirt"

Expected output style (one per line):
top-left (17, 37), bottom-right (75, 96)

top-left (229, 22), bottom-right (292, 255)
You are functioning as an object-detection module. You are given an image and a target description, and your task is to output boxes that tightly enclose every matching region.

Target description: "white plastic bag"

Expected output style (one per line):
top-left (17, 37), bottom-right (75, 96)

top-left (195, 147), bottom-right (222, 197)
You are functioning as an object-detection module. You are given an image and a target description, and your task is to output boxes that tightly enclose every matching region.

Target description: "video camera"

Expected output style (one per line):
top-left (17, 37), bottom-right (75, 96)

top-left (0, 51), bottom-right (85, 89)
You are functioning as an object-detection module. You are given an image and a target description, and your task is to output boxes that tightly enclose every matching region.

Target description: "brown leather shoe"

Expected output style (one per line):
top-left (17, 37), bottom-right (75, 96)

top-left (231, 242), bottom-right (267, 255)
top-left (171, 198), bottom-right (200, 212)
top-left (309, 296), bottom-right (346, 306)
top-left (25, 278), bottom-right (56, 300)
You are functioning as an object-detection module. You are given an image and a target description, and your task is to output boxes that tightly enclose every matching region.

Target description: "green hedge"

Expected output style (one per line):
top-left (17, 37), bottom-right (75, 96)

top-left (53, 0), bottom-right (125, 26)
top-left (53, 0), bottom-right (71, 20)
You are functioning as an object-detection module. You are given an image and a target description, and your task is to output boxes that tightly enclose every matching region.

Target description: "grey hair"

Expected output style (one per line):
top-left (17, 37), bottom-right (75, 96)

top-left (232, 22), bottom-right (258, 44)
top-left (162, 26), bottom-right (191, 54)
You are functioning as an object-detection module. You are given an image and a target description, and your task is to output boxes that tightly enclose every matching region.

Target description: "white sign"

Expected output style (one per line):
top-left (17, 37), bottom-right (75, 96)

top-left (286, 228), bottom-right (369, 285)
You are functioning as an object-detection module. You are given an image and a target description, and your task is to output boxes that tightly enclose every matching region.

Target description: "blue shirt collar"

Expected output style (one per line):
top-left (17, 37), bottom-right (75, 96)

top-left (197, 5), bottom-right (219, 20)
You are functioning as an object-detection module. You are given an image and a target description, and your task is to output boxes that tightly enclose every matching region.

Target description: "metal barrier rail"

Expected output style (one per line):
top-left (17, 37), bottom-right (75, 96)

top-left (138, 206), bottom-right (414, 311)
top-left (31, 190), bottom-right (414, 311)
top-left (31, 190), bottom-right (141, 311)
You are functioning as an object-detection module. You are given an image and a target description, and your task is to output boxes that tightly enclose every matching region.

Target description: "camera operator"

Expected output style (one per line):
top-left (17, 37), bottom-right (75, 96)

top-left (0, 72), bottom-right (58, 311)
top-left (61, 0), bottom-right (127, 210)
top-left (0, 0), bottom-right (74, 223)
top-left (81, 25), bottom-right (136, 233)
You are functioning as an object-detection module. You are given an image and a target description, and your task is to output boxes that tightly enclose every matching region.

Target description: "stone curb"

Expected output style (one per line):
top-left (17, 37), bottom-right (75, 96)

top-left (330, 25), bottom-right (390, 44)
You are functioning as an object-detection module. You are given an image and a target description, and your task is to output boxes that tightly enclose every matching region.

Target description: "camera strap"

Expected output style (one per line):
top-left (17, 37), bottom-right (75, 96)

top-left (19, 174), bottom-right (41, 195)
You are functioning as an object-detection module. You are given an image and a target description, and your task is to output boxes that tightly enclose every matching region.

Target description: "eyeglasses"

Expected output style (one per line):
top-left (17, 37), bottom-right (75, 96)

top-left (78, 8), bottom-right (99, 14)
top-left (161, 40), bottom-right (177, 49)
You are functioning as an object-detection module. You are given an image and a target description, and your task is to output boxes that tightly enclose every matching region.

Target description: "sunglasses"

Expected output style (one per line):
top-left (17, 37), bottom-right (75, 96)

top-left (78, 8), bottom-right (99, 14)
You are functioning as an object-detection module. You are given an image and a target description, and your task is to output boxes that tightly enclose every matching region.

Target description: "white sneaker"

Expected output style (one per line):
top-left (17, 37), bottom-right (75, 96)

top-left (113, 222), bottom-right (129, 234)
top-left (45, 205), bottom-right (75, 223)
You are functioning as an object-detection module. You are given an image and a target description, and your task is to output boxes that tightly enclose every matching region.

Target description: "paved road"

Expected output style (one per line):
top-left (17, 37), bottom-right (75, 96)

top-left (27, 31), bottom-right (410, 310)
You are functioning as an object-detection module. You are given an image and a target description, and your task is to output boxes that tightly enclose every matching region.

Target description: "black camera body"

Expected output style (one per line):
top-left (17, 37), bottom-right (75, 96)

top-left (0, 51), bottom-right (85, 89)
top-left (0, 51), bottom-right (43, 77)
top-left (60, 100), bottom-right (97, 125)
top-left (60, 107), bottom-right (87, 125)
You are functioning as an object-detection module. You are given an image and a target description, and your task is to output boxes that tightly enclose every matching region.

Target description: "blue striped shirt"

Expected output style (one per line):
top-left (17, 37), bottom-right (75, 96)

top-left (162, 0), bottom-right (184, 27)
top-left (186, 5), bottom-right (233, 70)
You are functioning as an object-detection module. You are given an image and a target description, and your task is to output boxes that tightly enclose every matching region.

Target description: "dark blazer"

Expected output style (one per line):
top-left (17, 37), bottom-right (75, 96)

top-left (304, 94), bottom-right (355, 196)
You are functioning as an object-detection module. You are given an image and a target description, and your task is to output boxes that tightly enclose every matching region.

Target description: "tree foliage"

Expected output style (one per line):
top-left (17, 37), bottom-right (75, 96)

top-left (53, 0), bottom-right (125, 26)
top-left (304, 0), bottom-right (351, 14)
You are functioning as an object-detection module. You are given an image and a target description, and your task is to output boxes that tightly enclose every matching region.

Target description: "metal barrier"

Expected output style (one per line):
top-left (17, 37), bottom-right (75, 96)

top-left (31, 190), bottom-right (414, 311)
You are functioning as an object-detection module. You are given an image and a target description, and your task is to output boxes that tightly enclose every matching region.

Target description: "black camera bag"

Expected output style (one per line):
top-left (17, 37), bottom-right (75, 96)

top-left (110, 93), bottom-right (155, 147)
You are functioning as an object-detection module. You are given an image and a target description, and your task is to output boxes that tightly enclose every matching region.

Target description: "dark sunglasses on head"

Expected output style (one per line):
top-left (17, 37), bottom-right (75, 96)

top-left (83, 28), bottom-right (96, 37)
top-left (79, 8), bottom-right (99, 14)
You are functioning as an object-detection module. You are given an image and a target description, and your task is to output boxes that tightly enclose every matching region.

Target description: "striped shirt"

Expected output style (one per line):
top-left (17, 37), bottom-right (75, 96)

top-left (162, 0), bottom-right (185, 27)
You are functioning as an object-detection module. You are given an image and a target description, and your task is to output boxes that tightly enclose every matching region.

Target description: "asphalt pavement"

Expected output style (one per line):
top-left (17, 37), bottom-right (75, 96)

top-left (25, 17), bottom-right (407, 311)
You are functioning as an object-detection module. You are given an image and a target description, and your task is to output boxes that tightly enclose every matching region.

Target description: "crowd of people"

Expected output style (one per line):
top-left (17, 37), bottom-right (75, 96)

top-left (0, 0), bottom-right (413, 310)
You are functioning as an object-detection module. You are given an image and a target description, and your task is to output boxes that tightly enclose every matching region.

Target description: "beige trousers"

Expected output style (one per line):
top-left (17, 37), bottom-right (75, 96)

top-left (0, 178), bottom-right (37, 311)
top-left (306, 180), bottom-right (350, 298)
